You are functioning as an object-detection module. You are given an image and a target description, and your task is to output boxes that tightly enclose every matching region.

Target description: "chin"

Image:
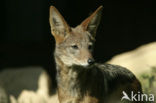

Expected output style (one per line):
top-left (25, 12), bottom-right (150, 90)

top-left (79, 63), bottom-right (90, 67)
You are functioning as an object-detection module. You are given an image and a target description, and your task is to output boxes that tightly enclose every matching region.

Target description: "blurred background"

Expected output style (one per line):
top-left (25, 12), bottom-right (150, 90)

top-left (1, 0), bottom-right (156, 91)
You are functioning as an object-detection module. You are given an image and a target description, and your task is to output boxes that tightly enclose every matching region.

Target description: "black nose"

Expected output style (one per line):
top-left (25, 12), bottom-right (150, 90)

top-left (87, 58), bottom-right (95, 65)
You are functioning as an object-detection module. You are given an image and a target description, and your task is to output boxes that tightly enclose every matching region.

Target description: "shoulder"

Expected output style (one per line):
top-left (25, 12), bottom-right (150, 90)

top-left (94, 63), bottom-right (136, 79)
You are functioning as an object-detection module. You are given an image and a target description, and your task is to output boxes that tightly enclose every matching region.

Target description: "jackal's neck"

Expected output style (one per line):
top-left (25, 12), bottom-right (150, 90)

top-left (54, 54), bottom-right (76, 81)
top-left (54, 54), bottom-right (106, 100)
top-left (54, 54), bottom-right (83, 97)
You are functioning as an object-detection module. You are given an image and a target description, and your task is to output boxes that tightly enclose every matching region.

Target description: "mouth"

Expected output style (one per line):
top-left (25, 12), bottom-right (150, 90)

top-left (71, 63), bottom-right (94, 70)
top-left (74, 63), bottom-right (88, 67)
top-left (79, 63), bottom-right (95, 68)
top-left (72, 59), bottom-right (95, 67)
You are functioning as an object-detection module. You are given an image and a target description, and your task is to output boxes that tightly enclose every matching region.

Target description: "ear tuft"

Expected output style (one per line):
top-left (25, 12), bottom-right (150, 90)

top-left (80, 6), bottom-right (103, 37)
top-left (49, 6), bottom-right (70, 39)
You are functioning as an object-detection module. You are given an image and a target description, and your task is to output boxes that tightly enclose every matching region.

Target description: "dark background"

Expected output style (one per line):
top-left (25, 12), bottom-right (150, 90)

top-left (1, 0), bottom-right (156, 88)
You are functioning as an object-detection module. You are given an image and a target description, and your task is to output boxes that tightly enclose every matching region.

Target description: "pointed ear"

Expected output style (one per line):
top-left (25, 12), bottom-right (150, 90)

top-left (80, 6), bottom-right (103, 37)
top-left (49, 6), bottom-right (70, 43)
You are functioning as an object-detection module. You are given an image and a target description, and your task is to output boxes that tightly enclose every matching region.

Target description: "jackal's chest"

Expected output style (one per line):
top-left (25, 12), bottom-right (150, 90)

top-left (57, 69), bottom-right (103, 103)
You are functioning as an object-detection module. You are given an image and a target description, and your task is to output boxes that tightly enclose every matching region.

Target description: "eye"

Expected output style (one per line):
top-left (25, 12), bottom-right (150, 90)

top-left (71, 45), bottom-right (78, 49)
top-left (88, 45), bottom-right (93, 50)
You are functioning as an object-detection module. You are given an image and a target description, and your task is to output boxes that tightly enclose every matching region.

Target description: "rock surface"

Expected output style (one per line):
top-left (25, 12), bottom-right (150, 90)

top-left (0, 67), bottom-right (59, 103)
top-left (0, 86), bottom-right (9, 103)
top-left (0, 67), bottom-right (43, 98)
top-left (108, 42), bottom-right (156, 75)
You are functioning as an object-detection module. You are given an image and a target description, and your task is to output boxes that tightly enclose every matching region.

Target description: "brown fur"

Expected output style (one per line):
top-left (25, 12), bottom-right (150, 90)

top-left (49, 6), bottom-right (143, 103)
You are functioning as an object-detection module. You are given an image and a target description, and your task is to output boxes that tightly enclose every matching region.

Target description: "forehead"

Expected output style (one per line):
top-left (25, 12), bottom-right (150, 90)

top-left (65, 26), bottom-right (94, 44)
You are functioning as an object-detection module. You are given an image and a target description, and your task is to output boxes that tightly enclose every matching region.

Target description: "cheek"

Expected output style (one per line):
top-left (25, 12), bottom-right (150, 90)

top-left (67, 48), bottom-right (79, 56)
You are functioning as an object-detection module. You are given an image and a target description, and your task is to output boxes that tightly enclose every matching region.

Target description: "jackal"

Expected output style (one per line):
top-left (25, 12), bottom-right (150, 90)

top-left (49, 6), bottom-right (143, 103)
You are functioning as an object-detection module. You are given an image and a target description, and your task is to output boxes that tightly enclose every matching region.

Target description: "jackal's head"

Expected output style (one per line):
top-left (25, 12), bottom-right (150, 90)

top-left (49, 6), bottom-right (103, 67)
